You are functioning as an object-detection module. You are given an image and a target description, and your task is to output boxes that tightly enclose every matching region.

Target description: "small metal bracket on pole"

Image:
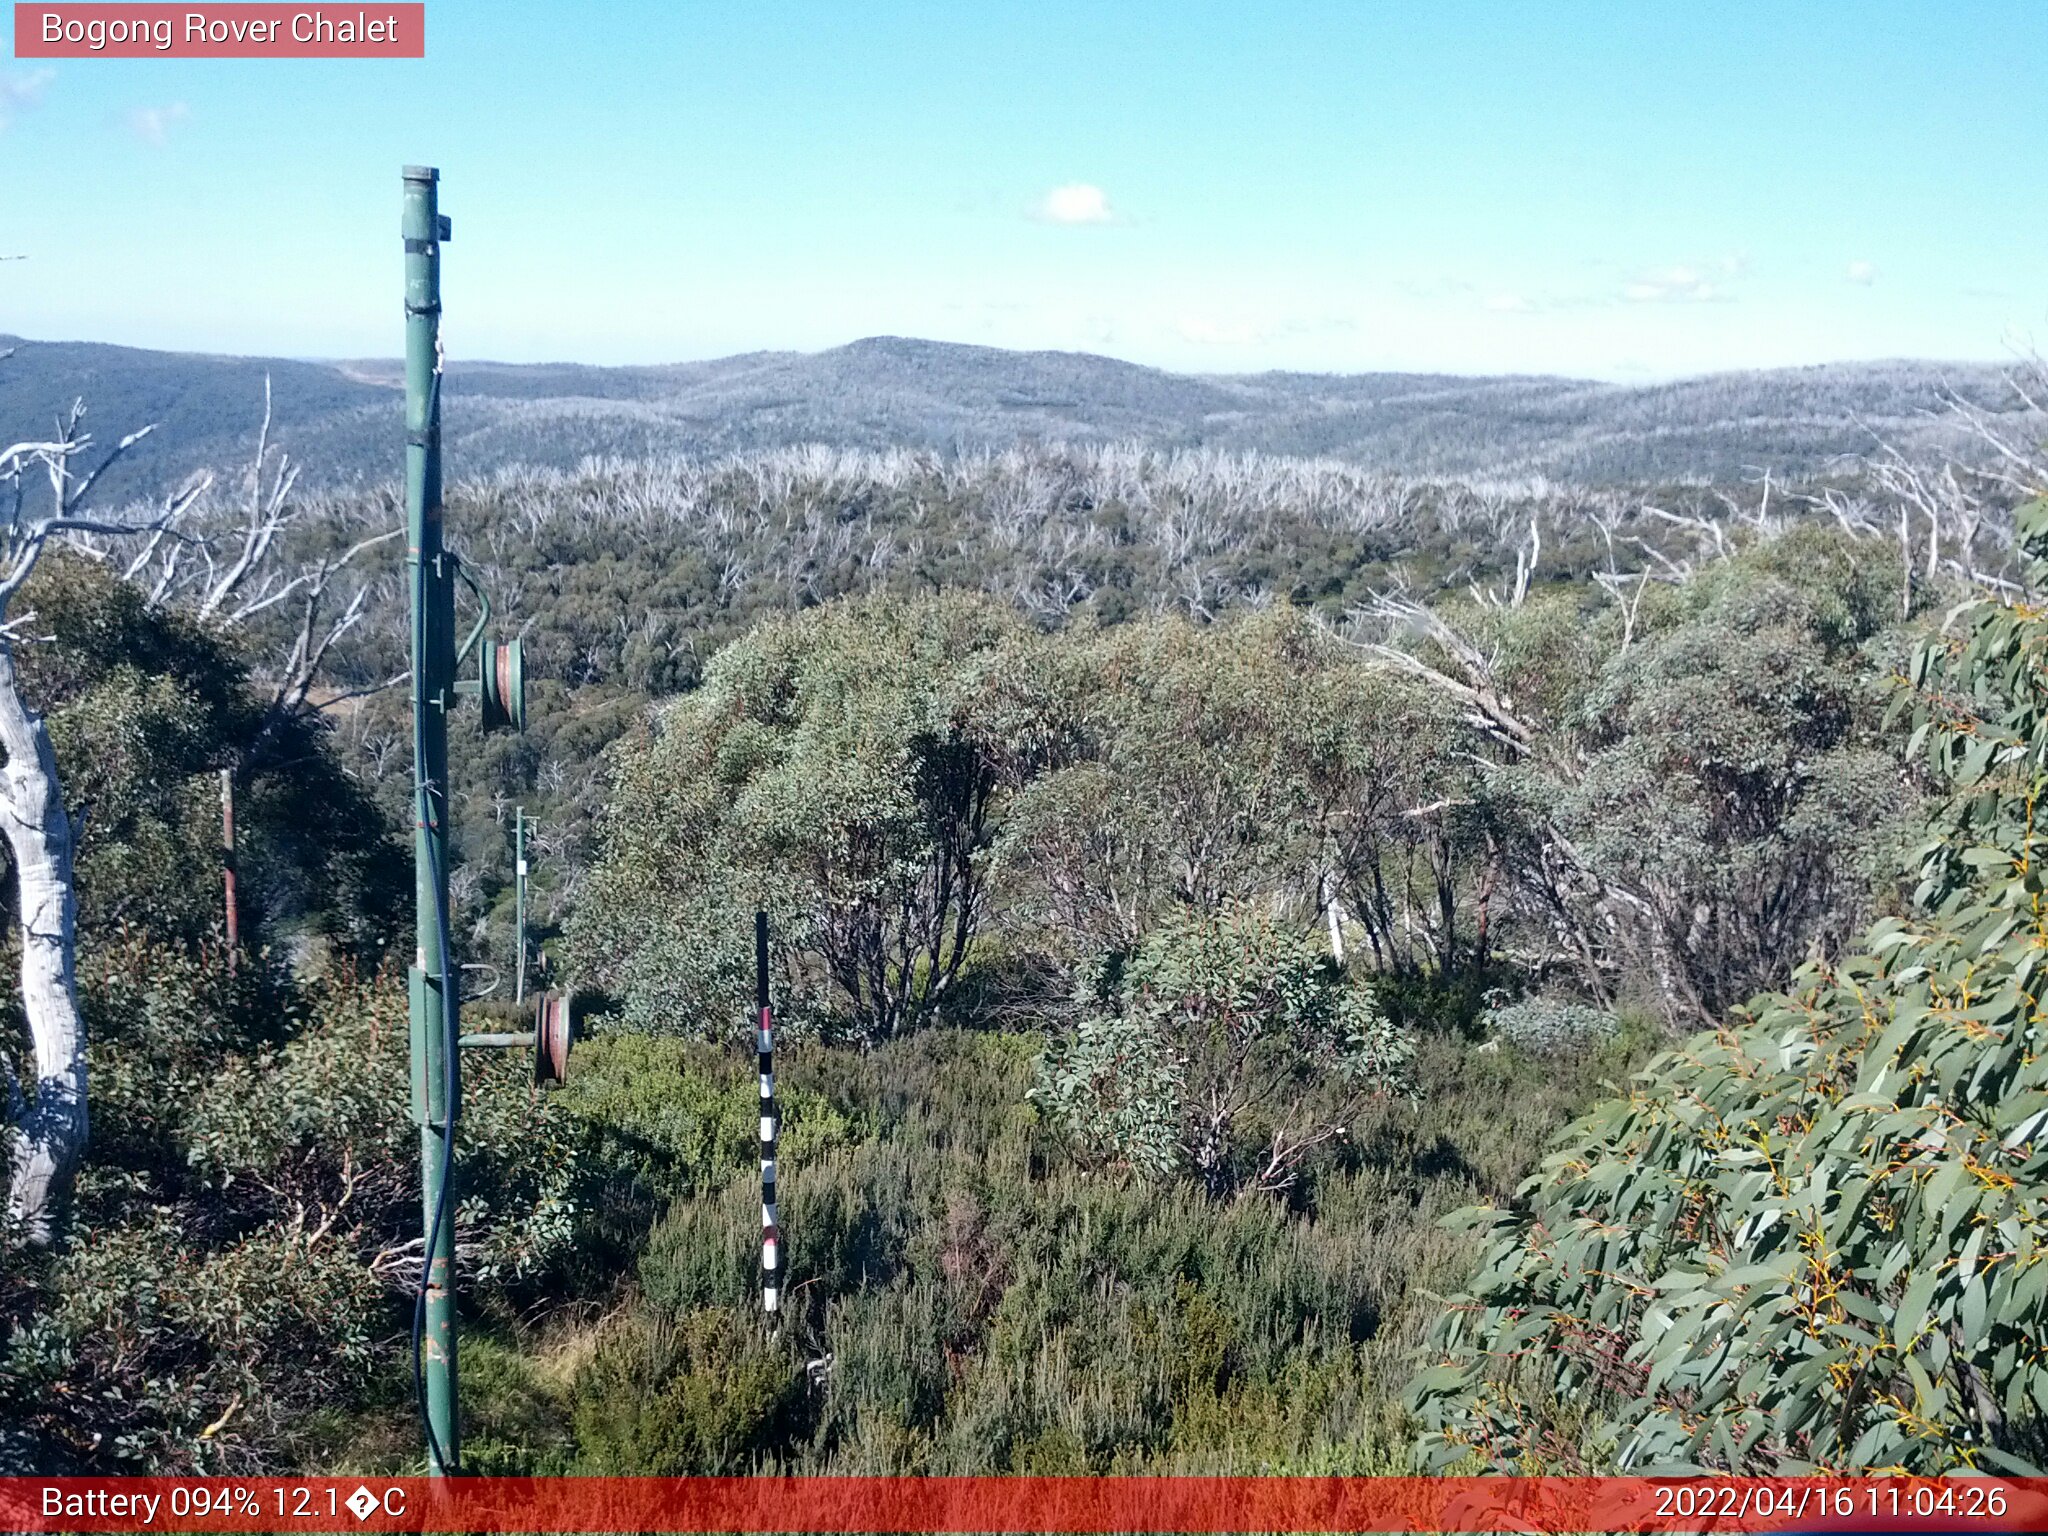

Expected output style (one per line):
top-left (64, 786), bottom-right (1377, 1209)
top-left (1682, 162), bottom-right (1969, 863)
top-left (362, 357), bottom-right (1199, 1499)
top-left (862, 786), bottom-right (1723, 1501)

top-left (451, 556), bottom-right (526, 733)
top-left (534, 991), bottom-right (573, 1083)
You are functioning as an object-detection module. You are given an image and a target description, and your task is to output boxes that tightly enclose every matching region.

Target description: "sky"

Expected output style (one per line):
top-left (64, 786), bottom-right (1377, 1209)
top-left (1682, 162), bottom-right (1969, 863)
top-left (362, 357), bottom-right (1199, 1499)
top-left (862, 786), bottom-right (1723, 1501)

top-left (0, 1), bottom-right (2043, 380)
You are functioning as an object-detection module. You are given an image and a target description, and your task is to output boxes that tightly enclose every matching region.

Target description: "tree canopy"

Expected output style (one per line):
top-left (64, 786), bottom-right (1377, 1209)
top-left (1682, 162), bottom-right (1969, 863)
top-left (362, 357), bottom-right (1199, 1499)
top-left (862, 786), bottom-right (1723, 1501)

top-left (1408, 505), bottom-right (2048, 1476)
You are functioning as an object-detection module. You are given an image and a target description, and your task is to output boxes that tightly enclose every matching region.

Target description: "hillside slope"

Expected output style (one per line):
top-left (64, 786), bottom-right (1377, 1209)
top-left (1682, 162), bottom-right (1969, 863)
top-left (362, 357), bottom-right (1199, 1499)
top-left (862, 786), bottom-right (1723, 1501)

top-left (1, 333), bottom-right (2033, 499)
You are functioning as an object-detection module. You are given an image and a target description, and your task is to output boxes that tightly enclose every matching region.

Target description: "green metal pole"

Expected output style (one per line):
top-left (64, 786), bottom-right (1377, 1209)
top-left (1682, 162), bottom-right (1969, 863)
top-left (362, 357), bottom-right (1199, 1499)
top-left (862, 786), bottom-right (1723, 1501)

top-left (403, 163), bottom-right (459, 1477)
top-left (514, 807), bottom-right (526, 1005)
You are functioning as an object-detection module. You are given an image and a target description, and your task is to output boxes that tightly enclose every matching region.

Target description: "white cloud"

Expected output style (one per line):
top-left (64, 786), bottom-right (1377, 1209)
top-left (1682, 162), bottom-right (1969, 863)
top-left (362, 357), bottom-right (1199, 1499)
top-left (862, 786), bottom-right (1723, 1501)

top-left (1035, 183), bottom-right (1114, 225)
top-left (1482, 292), bottom-right (1534, 313)
top-left (0, 68), bottom-right (54, 131)
top-left (128, 102), bottom-right (189, 146)
top-left (1621, 265), bottom-right (1726, 304)
top-left (1846, 259), bottom-right (1878, 286)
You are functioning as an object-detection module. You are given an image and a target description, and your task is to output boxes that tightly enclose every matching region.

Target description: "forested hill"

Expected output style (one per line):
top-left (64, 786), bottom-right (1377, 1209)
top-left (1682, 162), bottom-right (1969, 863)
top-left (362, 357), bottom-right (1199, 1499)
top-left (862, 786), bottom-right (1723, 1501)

top-left (1, 331), bottom-right (2033, 498)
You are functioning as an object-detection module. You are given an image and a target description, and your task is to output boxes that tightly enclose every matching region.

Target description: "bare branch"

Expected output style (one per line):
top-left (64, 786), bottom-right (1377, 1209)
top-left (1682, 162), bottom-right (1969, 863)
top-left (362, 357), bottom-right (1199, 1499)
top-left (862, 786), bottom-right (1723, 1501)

top-left (1343, 592), bottom-right (1534, 752)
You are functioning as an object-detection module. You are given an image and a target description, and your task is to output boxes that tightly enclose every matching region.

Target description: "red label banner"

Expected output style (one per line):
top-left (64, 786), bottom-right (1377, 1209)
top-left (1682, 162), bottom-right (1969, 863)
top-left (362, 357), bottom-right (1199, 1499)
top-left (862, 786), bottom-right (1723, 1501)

top-left (2, 1476), bottom-right (2046, 1533)
top-left (13, 4), bottom-right (424, 57)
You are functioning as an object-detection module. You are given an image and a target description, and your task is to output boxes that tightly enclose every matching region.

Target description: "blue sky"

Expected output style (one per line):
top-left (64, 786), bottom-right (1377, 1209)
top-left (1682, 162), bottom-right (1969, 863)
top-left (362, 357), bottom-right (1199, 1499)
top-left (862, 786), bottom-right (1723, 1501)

top-left (1, 1), bottom-right (2043, 378)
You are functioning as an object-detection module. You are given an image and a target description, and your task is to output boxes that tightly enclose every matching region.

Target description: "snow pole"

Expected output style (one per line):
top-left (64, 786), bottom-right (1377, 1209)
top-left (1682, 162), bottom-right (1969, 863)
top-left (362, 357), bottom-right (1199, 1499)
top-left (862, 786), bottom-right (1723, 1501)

top-left (757, 911), bottom-right (781, 1321)
top-left (220, 768), bottom-right (238, 971)
top-left (514, 806), bottom-right (527, 1004)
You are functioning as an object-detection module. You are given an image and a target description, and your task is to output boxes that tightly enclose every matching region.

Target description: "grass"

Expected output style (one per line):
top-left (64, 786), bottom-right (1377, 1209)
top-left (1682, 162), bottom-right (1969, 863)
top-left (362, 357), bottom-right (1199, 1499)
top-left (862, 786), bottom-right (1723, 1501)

top-left (450, 1017), bottom-right (1647, 1474)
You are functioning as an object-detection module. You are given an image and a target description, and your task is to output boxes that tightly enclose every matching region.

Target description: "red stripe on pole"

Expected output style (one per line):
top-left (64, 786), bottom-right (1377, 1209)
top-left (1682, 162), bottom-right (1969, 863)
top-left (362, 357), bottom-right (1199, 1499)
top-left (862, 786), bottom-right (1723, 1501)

top-left (2, 1477), bottom-right (2044, 1533)
top-left (13, 5), bottom-right (425, 57)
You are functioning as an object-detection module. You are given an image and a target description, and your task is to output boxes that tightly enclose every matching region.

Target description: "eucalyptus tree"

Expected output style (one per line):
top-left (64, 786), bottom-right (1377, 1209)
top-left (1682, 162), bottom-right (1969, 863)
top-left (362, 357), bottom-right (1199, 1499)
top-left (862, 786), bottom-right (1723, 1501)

top-left (0, 389), bottom-right (198, 1244)
top-left (1350, 528), bottom-right (1919, 1024)
top-left (572, 592), bottom-right (1028, 1041)
top-left (991, 605), bottom-right (1495, 982)
top-left (1410, 500), bottom-right (2048, 1475)
top-left (1032, 902), bottom-right (1415, 1198)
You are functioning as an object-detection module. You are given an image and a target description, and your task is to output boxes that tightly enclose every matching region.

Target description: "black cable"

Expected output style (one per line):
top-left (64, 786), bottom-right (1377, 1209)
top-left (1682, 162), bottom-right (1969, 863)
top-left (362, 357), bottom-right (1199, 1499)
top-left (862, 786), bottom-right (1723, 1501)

top-left (408, 422), bottom-right (460, 1473)
top-left (410, 794), bottom-right (459, 1475)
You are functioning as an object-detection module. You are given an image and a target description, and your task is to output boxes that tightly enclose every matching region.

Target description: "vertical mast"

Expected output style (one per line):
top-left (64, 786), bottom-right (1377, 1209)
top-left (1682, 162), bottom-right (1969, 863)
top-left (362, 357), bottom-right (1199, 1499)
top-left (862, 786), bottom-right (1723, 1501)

top-left (403, 163), bottom-right (460, 1476)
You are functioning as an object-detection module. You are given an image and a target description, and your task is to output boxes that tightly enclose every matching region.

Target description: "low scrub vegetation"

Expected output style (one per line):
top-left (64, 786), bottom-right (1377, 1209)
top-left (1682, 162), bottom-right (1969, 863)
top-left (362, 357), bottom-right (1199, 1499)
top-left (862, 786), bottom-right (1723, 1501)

top-left (541, 1024), bottom-right (1638, 1475)
top-left (6, 404), bottom-right (2046, 1474)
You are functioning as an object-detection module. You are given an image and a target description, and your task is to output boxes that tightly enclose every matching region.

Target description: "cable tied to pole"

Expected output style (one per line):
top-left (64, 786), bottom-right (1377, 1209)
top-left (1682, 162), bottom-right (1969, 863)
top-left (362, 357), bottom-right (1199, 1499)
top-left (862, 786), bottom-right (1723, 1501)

top-left (410, 767), bottom-right (459, 1476)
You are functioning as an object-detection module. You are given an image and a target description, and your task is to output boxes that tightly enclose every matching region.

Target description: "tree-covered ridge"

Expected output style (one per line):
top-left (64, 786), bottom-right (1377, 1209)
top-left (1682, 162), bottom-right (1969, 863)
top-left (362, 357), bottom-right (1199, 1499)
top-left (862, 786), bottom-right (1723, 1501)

top-left (5, 333), bottom-right (2039, 502)
top-left (1408, 503), bottom-right (2048, 1475)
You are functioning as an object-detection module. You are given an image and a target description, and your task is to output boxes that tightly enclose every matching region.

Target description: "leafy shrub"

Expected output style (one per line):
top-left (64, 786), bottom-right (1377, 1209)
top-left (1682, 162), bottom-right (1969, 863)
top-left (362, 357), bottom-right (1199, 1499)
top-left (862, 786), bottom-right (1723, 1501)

top-left (570, 1309), bottom-right (807, 1474)
top-left (570, 594), bottom-right (1026, 1041)
top-left (1, 944), bottom-right (593, 1473)
top-left (1408, 503), bottom-right (2048, 1475)
top-left (1030, 1012), bottom-right (1184, 1179)
top-left (1033, 904), bottom-right (1415, 1197)
top-left (1372, 963), bottom-right (1524, 1039)
top-left (18, 553), bottom-right (404, 956)
top-left (559, 1030), bottom-right (857, 1204)
top-left (587, 1026), bottom-right (1609, 1476)
top-left (991, 609), bottom-right (1482, 979)
top-left (457, 1333), bottom-right (577, 1476)
top-left (1480, 994), bottom-right (1619, 1057)
top-left (1494, 529), bottom-right (1917, 1025)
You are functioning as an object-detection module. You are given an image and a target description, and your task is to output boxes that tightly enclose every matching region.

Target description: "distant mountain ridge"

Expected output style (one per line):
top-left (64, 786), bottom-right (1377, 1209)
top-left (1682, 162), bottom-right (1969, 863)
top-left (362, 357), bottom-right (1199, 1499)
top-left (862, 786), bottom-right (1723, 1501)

top-left (1, 332), bottom-right (2035, 500)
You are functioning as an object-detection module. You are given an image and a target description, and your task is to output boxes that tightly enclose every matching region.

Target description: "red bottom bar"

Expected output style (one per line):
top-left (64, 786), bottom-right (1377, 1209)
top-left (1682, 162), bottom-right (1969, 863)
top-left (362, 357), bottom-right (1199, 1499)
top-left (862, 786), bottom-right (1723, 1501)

top-left (3, 1476), bottom-right (2045, 1534)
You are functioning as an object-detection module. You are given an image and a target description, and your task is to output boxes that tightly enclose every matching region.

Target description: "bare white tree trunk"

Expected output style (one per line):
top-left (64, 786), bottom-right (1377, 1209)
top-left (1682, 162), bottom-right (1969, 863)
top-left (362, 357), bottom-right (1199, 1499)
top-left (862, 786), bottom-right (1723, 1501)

top-left (0, 633), bottom-right (87, 1246)
top-left (0, 386), bottom-right (188, 1248)
top-left (1320, 866), bottom-right (1346, 967)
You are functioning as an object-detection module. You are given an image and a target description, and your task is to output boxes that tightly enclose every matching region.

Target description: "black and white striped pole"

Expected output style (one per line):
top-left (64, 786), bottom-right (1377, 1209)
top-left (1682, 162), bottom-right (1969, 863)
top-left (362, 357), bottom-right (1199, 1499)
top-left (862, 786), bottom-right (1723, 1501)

top-left (756, 911), bottom-right (781, 1322)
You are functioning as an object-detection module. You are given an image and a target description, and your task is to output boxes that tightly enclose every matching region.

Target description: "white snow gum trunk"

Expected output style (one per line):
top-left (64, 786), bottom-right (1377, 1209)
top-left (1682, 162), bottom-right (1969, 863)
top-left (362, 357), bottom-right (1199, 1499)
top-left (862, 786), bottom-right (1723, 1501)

top-left (0, 634), bottom-right (86, 1247)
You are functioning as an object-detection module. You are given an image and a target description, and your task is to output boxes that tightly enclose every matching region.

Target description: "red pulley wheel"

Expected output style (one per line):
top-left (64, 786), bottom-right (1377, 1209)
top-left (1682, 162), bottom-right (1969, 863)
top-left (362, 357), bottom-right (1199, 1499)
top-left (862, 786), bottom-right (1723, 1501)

top-left (478, 638), bottom-right (525, 733)
top-left (534, 990), bottom-right (572, 1084)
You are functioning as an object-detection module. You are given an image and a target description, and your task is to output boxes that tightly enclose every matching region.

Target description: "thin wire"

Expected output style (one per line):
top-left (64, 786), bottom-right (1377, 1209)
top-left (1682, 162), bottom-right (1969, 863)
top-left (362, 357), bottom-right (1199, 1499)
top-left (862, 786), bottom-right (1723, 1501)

top-left (409, 331), bottom-right (458, 1475)
top-left (410, 787), bottom-right (459, 1475)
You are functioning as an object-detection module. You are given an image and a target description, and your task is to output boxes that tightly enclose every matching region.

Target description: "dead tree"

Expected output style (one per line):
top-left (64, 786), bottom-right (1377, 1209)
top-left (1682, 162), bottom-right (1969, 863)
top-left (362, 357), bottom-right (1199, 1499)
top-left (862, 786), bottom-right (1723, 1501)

top-left (1344, 589), bottom-right (1535, 754)
top-left (0, 396), bottom-right (191, 1245)
top-left (109, 378), bottom-right (404, 739)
